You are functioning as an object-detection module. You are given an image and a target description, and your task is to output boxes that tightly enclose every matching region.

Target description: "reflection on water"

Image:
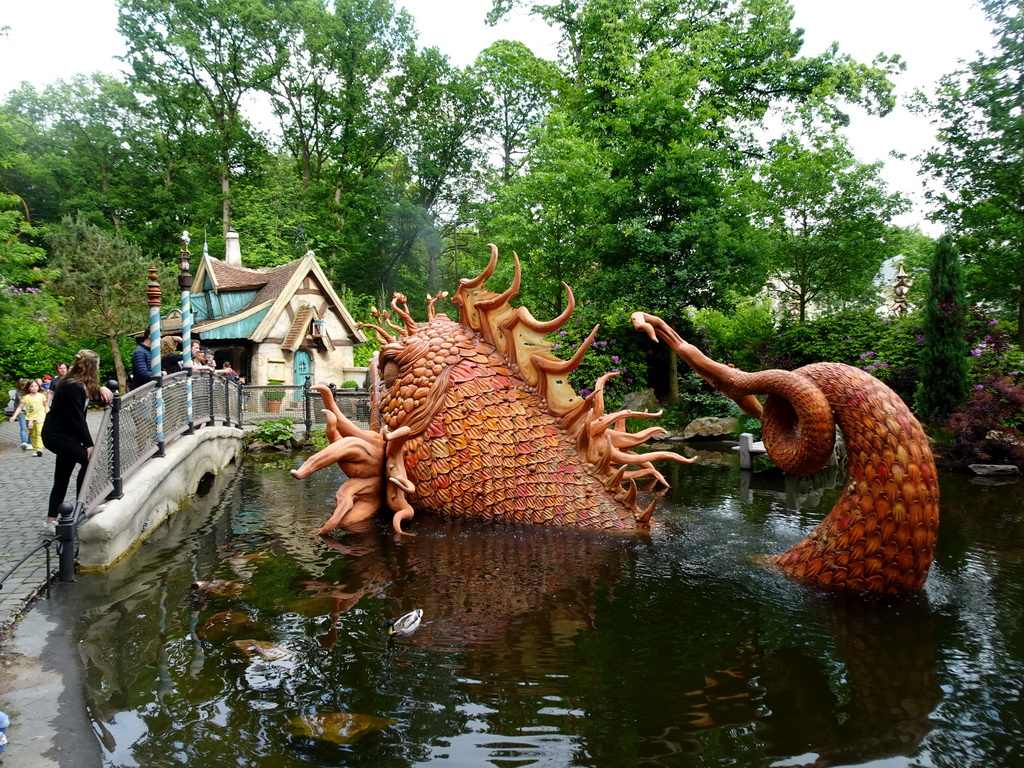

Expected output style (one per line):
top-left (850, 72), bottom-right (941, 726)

top-left (70, 448), bottom-right (1024, 767)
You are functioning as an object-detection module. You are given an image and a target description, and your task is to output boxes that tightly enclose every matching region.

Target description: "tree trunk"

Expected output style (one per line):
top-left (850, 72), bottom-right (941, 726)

top-left (221, 168), bottom-right (232, 234)
top-left (1018, 282), bottom-right (1024, 349)
top-left (668, 349), bottom-right (679, 406)
top-left (109, 334), bottom-right (127, 392)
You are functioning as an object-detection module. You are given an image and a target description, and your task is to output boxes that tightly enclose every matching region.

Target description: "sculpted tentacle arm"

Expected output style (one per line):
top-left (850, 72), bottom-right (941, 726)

top-left (290, 396), bottom-right (385, 534)
top-left (630, 311), bottom-right (940, 595)
top-left (631, 312), bottom-right (764, 418)
top-left (384, 426), bottom-right (417, 534)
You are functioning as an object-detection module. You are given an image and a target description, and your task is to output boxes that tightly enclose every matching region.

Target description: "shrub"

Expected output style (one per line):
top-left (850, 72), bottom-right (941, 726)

top-left (944, 376), bottom-right (1024, 468)
top-left (760, 309), bottom-right (923, 406)
top-left (353, 337), bottom-right (380, 367)
top-left (264, 380), bottom-right (286, 401)
top-left (308, 428), bottom-right (330, 451)
top-left (560, 314), bottom-right (647, 410)
top-left (341, 380), bottom-right (359, 388)
top-left (691, 294), bottom-right (777, 371)
top-left (247, 418), bottom-right (295, 446)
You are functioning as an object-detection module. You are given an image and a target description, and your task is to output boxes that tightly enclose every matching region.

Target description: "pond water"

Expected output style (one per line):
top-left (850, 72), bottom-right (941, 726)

top-left (71, 446), bottom-right (1024, 767)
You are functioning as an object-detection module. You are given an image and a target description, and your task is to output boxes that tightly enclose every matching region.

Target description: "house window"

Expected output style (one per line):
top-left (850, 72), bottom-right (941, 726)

top-left (311, 319), bottom-right (324, 337)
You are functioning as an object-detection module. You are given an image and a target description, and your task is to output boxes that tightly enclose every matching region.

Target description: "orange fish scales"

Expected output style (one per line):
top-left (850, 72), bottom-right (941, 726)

top-left (851, 542), bottom-right (866, 562)
top-left (847, 518), bottom-right (866, 544)
top-left (873, 496), bottom-right (890, 518)
top-left (864, 531), bottom-right (883, 558)
top-left (911, 523), bottom-right (933, 551)
top-left (864, 555), bottom-right (883, 576)
top-left (804, 559), bottom-right (824, 578)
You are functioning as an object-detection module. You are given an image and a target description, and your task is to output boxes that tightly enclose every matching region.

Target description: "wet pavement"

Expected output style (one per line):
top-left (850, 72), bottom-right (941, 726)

top-left (0, 411), bottom-right (107, 768)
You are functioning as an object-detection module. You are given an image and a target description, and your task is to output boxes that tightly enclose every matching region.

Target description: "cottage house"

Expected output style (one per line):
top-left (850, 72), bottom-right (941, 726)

top-left (190, 229), bottom-right (368, 387)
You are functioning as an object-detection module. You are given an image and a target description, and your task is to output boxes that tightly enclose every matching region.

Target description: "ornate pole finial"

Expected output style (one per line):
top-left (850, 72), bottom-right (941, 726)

top-left (147, 263), bottom-right (162, 306)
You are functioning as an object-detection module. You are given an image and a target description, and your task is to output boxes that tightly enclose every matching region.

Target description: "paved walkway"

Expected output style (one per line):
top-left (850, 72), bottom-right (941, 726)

top-left (0, 410), bottom-right (105, 635)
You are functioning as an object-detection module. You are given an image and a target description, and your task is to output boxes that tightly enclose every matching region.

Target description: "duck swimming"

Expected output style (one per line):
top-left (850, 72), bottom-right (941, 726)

top-left (387, 609), bottom-right (423, 637)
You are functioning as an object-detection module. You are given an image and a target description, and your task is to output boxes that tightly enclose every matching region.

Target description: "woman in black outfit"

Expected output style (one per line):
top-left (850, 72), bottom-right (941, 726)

top-left (40, 349), bottom-right (112, 535)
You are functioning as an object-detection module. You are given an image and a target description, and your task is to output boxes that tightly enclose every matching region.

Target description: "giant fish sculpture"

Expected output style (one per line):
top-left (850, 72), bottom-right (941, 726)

top-left (292, 246), bottom-right (939, 595)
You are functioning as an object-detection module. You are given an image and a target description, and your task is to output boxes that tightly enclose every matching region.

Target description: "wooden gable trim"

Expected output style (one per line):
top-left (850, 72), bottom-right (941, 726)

top-left (192, 254), bottom-right (218, 294)
top-left (283, 304), bottom-right (315, 352)
top-left (249, 253), bottom-right (367, 344)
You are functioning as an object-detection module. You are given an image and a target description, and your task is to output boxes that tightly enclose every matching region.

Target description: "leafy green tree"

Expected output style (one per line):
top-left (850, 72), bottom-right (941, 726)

top-left (474, 39), bottom-right (559, 184)
top-left (270, 0), bottom-right (417, 269)
top-left (916, 0), bottom-right (1024, 344)
top-left (0, 282), bottom-right (68, 380)
top-left (4, 75), bottom-right (143, 233)
top-left (483, 0), bottom-right (902, 403)
top-left (381, 49), bottom-right (490, 296)
top-left (0, 107), bottom-right (47, 287)
top-left (916, 235), bottom-right (971, 423)
top-left (119, 0), bottom-right (292, 235)
top-left (45, 214), bottom-right (174, 389)
top-left (749, 129), bottom-right (909, 322)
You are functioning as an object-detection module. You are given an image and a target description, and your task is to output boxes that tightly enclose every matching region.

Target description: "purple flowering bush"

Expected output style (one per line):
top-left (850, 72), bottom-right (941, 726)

top-left (944, 376), bottom-right (1024, 469)
top-left (754, 309), bottom-right (923, 405)
top-left (940, 310), bottom-right (1024, 467)
top-left (556, 315), bottom-right (647, 411)
top-left (0, 284), bottom-right (70, 380)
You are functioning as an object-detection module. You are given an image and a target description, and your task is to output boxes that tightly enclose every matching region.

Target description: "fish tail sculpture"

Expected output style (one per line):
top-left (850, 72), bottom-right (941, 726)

top-left (630, 312), bottom-right (939, 595)
top-left (294, 246), bottom-right (692, 535)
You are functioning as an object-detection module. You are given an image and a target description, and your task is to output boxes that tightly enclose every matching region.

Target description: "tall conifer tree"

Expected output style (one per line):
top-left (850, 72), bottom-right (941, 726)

top-left (916, 235), bottom-right (971, 422)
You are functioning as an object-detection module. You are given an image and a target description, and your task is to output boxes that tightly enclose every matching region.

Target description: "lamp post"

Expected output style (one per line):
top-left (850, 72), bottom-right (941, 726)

top-left (180, 231), bottom-right (194, 434)
top-left (147, 263), bottom-right (164, 456)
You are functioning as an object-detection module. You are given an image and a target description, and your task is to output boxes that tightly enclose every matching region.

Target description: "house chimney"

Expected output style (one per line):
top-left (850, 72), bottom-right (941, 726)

top-left (225, 228), bottom-right (242, 266)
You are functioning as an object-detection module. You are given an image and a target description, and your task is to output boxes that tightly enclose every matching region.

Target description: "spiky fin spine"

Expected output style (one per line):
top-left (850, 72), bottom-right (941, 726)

top-left (452, 244), bottom-right (596, 421)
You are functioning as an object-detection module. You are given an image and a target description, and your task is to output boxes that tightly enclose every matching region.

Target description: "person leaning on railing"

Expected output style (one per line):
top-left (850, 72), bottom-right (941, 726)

top-left (40, 349), bottom-right (113, 536)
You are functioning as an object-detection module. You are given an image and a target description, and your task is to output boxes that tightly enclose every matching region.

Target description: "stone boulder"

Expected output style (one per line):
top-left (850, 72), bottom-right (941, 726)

top-left (968, 464), bottom-right (1021, 476)
top-left (682, 416), bottom-right (738, 440)
top-left (619, 388), bottom-right (662, 416)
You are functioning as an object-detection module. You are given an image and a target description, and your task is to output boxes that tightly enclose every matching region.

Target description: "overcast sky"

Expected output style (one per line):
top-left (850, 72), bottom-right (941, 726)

top-left (0, 0), bottom-right (998, 232)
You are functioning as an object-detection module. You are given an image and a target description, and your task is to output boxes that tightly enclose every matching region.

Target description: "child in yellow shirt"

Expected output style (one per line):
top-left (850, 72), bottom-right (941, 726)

top-left (10, 380), bottom-right (48, 456)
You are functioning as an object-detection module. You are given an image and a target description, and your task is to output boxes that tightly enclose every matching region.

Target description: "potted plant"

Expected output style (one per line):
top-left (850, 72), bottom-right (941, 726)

top-left (264, 381), bottom-right (286, 413)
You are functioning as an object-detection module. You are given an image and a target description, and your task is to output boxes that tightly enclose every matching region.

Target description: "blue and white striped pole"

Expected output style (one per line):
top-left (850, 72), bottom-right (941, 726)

top-left (179, 231), bottom-right (194, 434)
top-left (147, 263), bottom-right (164, 457)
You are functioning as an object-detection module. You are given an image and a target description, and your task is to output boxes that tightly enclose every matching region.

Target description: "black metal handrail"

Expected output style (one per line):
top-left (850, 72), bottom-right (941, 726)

top-left (0, 539), bottom-right (54, 600)
top-left (2, 376), bottom-right (371, 593)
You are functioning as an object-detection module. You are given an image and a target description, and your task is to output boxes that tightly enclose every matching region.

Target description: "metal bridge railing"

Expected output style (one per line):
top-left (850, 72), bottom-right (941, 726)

top-left (4, 374), bottom-right (371, 589)
top-left (77, 375), bottom-right (371, 518)
top-left (77, 370), bottom-right (245, 516)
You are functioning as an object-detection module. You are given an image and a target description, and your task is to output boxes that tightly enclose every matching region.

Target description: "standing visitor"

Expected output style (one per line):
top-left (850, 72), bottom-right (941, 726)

top-left (41, 349), bottom-right (113, 536)
top-left (130, 333), bottom-right (153, 390)
top-left (10, 379), bottom-right (48, 456)
top-left (161, 335), bottom-right (184, 373)
top-left (45, 363), bottom-right (69, 406)
top-left (220, 361), bottom-right (239, 383)
top-left (189, 340), bottom-right (210, 370)
top-left (7, 379), bottom-right (31, 450)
